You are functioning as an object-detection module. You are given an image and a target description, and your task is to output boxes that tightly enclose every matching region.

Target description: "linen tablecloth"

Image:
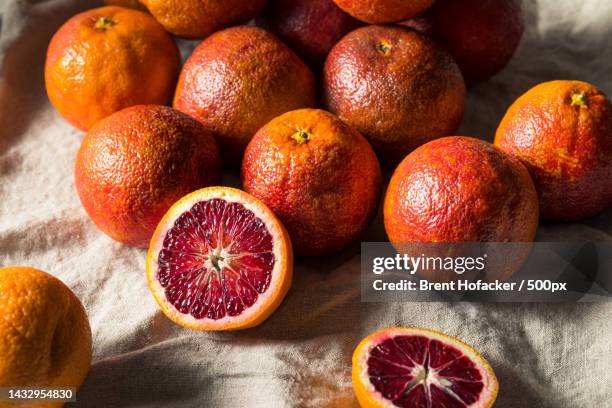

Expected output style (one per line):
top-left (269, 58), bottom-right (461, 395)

top-left (1, 0), bottom-right (611, 406)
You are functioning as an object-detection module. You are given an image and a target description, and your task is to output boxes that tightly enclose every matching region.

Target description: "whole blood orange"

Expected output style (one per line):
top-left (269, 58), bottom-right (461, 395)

top-left (323, 26), bottom-right (465, 164)
top-left (495, 80), bottom-right (612, 221)
top-left (147, 187), bottom-right (293, 330)
top-left (242, 109), bottom-right (382, 256)
top-left (0, 267), bottom-right (91, 395)
top-left (352, 327), bottom-right (498, 408)
top-left (45, 6), bottom-right (179, 131)
top-left (75, 105), bottom-right (221, 248)
top-left (384, 137), bottom-right (538, 243)
top-left (402, 0), bottom-right (524, 83)
top-left (174, 26), bottom-right (317, 164)
top-left (332, 0), bottom-right (434, 24)
top-left (140, 0), bottom-right (266, 39)
top-left (257, 0), bottom-right (364, 69)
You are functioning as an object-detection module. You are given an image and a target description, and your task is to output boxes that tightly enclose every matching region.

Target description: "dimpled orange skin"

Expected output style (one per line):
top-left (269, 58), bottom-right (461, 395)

top-left (332, 0), bottom-right (434, 23)
top-left (75, 105), bottom-right (221, 248)
top-left (242, 109), bottom-right (382, 256)
top-left (323, 26), bottom-right (465, 165)
top-left (140, 0), bottom-right (267, 39)
top-left (402, 0), bottom-right (524, 83)
top-left (174, 26), bottom-right (317, 164)
top-left (44, 6), bottom-right (179, 131)
top-left (0, 267), bottom-right (91, 406)
top-left (104, 0), bottom-right (147, 11)
top-left (495, 81), bottom-right (612, 221)
top-left (384, 137), bottom-right (539, 243)
top-left (257, 0), bottom-right (364, 69)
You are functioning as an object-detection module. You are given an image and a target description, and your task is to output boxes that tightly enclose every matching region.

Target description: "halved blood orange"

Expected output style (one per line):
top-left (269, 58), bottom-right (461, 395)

top-left (146, 187), bottom-right (293, 330)
top-left (353, 327), bottom-right (498, 408)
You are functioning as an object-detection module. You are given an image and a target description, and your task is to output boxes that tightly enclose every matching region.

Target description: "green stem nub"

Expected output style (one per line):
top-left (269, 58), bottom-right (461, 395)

top-left (95, 17), bottom-right (117, 30)
top-left (571, 92), bottom-right (588, 108)
top-left (291, 129), bottom-right (312, 144)
top-left (375, 40), bottom-right (392, 56)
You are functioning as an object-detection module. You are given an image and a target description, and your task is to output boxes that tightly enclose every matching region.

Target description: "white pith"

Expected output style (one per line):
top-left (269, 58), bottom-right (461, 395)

top-left (200, 233), bottom-right (265, 275)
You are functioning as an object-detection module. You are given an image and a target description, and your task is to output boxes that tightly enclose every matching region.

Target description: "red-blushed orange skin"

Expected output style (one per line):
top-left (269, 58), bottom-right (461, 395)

top-left (402, 0), bottom-right (524, 83)
top-left (323, 25), bottom-right (465, 165)
top-left (174, 26), bottom-right (317, 164)
top-left (495, 81), bottom-right (612, 221)
top-left (332, 0), bottom-right (434, 23)
top-left (242, 109), bottom-right (382, 256)
top-left (384, 137), bottom-right (539, 243)
top-left (45, 6), bottom-right (180, 131)
top-left (75, 105), bottom-right (221, 248)
top-left (257, 0), bottom-right (364, 69)
top-left (140, 0), bottom-right (266, 39)
top-left (104, 0), bottom-right (147, 11)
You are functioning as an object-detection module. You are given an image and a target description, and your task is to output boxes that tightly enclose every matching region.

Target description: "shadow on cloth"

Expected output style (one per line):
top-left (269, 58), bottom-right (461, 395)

top-left (76, 341), bottom-right (210, 408)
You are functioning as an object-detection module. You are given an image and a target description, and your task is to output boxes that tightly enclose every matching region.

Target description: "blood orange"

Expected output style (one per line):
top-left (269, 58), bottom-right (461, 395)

top-left (146, 187), bottom-right (293, 330)
top-left (353, 327), bottom-right (498, 408)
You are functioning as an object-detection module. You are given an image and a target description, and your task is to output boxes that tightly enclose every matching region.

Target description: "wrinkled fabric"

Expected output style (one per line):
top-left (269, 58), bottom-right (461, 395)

top-left (0, 0), bottom-right (611, 407)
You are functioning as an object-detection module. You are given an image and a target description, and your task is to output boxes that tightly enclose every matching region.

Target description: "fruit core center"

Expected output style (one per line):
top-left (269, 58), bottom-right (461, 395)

top-left (95, 17), bottom-right (117, 30)
top-left (375, 40), bottom-right (392, 55)
top-left (208, 249), bottom-right (226, 272)
top-left (571, 92), bottom-right (588, 107)
top-left (413, 363), bottom-right (429, 383)
top-left (292, 129), bottom-right (312, 144)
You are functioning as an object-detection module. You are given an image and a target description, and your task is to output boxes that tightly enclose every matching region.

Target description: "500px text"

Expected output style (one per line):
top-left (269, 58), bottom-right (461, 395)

top-left (373, 279), bottom-right (568, 293)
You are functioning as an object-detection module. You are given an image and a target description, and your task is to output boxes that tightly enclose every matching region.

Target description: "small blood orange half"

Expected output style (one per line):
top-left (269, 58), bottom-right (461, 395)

top-left (146, 187), bottom-right (293, 330)
top-left (353, 327), bottom-right (498, 408)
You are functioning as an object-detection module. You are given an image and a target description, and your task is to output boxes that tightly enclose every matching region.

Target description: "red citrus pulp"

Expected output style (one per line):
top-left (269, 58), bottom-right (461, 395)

top-left (353, 327), bottom-right (498, 408)
top-left (147, 187), bottom-right (293, 330)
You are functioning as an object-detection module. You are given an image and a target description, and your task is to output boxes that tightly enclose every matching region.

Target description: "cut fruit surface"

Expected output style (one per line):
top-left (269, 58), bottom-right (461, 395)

top-left (353, 327), bottom-right (498, 408)
top-left (147, 187), bottom-right (293, 330)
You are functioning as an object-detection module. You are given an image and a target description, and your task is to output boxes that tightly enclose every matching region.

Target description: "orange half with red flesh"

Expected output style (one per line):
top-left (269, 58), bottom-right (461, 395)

top-left (353, 327), bottom-right (498, 408)
top-left (147, 187), bottom-right (293, 330)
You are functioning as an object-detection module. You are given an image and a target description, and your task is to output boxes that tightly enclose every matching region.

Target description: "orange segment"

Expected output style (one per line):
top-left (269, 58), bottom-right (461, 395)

top-left (353, 327), bottom-right (498, 408)
top-left (146, 187), bottom-right (293, 331)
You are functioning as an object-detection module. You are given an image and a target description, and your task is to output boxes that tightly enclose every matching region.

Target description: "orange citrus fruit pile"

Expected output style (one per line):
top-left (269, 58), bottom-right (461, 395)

top-left (23, 0), bottom-right (612, 404)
